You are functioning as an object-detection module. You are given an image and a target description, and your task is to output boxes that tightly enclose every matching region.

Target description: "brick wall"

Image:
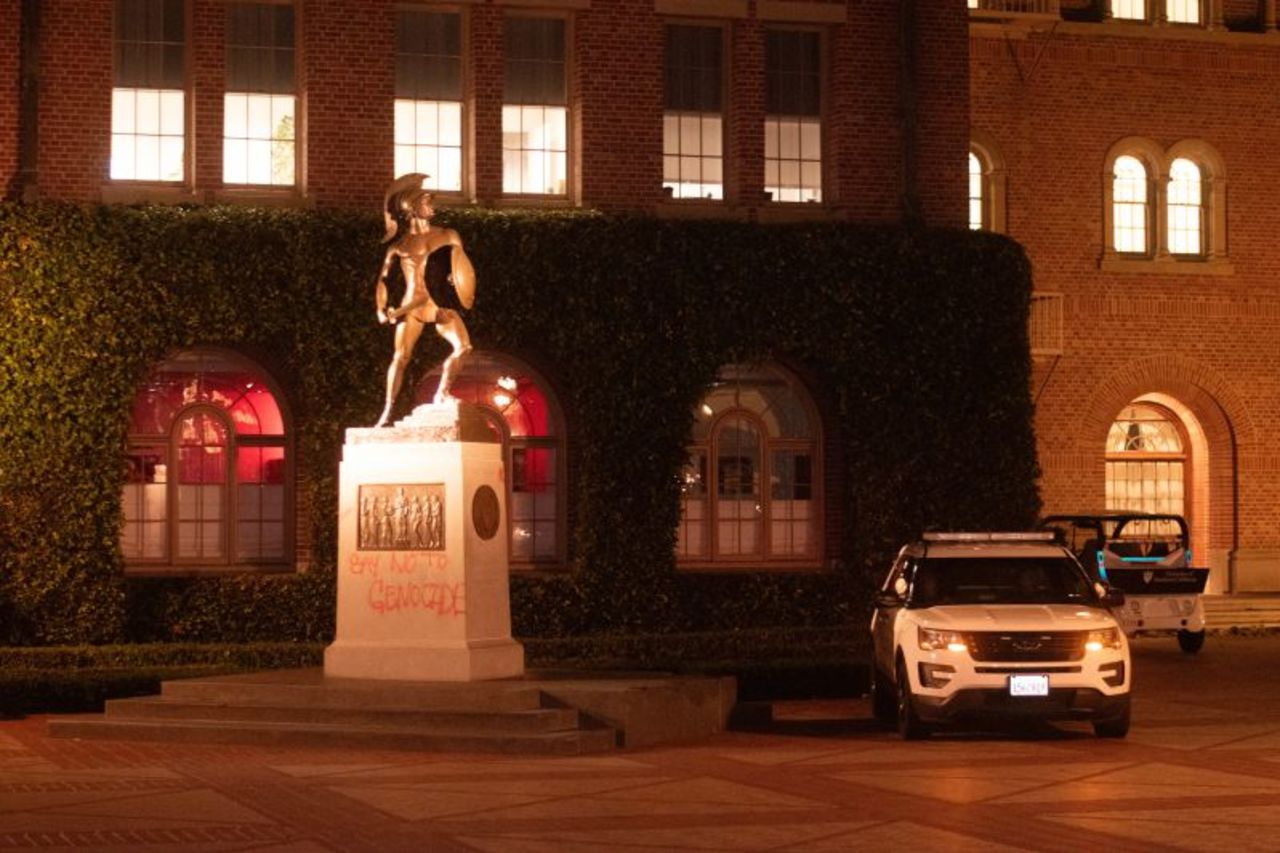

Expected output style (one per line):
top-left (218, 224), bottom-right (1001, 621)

top-left (14, 0), bottom-right (968, 226)
top-left (35, 0), bottom-right (112, 200)
top-left (971, 22), bottom-right (1280, 590)
top-left (0, 0), bottom-right (19, 198)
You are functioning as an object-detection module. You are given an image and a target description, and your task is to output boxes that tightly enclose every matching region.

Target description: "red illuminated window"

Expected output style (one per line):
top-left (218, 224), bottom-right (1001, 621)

top-left (419, 352), bottom-right (564, 567)
top-left (123, 349), bottom-right (290, 572)
top-left (679, 363), bottom-right (822, 568)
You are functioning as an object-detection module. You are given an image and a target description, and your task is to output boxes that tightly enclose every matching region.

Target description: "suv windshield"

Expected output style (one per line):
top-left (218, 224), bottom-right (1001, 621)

top-left (911, 556), bottom-right (1095, 607)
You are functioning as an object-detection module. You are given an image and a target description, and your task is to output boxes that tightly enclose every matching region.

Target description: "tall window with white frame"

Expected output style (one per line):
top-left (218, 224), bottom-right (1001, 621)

top-left (224, 3), bottom-right (296, 187)
top-left (764, 29), bottom-right (822, 204)
top-left (111, 0), bottom-right (186, 182)
top-left (1113, 155), bottom-right (1149, 254)
top-left (395, 10), bottom-right (463, 192)
top-left (968, 151), bottom-right (984, 230)
top-left (678, 363), bottom-right (821, 566)
top-left (123, 350), bottom-right (290, 571)
top-left (1106, 403), bottom-right (1186, 536)
top-left (503, 16), bottom-right (567, 196)
top-left (1167, 158), bottom-right (1203, 255)
top-left (663, 24), bottom-right (724, 201)
top-left (1112, 0), bottom-right (1146, 20)
top-left (1166, 0), bottom-right (1200, 24)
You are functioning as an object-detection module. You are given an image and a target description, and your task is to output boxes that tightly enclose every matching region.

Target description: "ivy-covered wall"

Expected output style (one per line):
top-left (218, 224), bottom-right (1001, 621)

top-left (0, 203), bottom-right (1040, 645)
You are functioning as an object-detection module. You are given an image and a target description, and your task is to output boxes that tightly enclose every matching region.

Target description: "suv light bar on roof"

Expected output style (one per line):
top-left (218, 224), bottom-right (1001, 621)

top-left (922, 532), bottom-right (1056, 542)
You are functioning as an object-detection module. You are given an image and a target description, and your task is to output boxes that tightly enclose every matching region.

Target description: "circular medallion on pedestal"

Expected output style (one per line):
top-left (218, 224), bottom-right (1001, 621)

top-left (472, 485), bottom-right (500, 540)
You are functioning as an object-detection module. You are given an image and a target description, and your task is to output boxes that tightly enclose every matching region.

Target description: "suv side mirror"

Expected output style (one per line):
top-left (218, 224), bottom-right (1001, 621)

top-left (1097, 583), bottom-right (1125, 608)
top-left (875, 590), bottom-right (904, 609)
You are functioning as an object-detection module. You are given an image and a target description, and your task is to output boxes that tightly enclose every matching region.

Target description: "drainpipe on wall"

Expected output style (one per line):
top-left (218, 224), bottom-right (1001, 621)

top-left (18, 0), bottom-right (40, 200)
top-left (898, 0), bottom-right (922, 228)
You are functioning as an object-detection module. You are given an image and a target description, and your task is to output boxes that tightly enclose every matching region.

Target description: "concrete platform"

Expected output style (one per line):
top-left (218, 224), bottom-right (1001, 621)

top-left (47, 668), bottom-right (736, 754)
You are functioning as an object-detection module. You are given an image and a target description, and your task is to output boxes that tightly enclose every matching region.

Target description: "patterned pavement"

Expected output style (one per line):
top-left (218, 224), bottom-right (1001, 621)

top-left (3, 634), bottom-right (1280, 852)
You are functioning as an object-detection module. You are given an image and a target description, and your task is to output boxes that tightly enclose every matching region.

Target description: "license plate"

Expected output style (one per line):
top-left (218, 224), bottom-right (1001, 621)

top-left (1009, 674), bottom-right (1049, 697)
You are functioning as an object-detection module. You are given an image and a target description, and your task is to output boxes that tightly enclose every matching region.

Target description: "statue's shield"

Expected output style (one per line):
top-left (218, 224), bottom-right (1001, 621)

top-left (452, 246), bottom-right (476, 309)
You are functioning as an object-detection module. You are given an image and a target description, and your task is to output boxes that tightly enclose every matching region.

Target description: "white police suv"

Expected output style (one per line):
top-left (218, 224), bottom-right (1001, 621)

top-left (870, 532), bottom-right (1131, 739)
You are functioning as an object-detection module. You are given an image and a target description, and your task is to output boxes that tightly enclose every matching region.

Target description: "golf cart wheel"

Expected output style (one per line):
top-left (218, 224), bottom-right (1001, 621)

top-left (1177, 629), bottom-right (1206, 654)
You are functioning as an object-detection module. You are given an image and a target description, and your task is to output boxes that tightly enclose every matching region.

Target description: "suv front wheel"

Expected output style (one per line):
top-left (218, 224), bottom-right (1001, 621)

top-left (871, 666), bottom-right (896, 726)
top-left (896, 660), bottom-right (931, 740)
top-left (1092, 700), bottom-right (1131, 738)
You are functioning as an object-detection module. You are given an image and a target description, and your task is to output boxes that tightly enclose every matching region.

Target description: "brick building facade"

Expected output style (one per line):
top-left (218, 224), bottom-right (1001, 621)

top-left (1, 0), bottom-right (977, 583)
top-left (971, 1), bottom-right (1280, 592)
top-left (1, 0), bottom-right (967, 223)
top-left (17, 1), bottom-right (1277, 594)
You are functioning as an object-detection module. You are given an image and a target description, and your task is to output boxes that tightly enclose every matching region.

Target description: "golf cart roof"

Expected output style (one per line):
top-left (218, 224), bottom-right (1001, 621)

top-left (1041, 512), bottom-right (1188, 536)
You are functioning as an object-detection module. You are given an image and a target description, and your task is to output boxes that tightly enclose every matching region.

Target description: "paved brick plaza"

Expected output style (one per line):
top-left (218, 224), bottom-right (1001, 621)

top-left (3, 634), bottom-right (1280, 852)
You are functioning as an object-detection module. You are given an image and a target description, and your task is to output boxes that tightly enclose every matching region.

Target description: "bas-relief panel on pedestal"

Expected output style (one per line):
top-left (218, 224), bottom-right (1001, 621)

top-left (358, 484), bottom-right (445, 551)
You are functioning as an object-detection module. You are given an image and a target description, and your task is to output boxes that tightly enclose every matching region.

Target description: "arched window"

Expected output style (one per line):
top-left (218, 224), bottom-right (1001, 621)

top-left (1105, 403), bottom-right (1186, 534)
top-left (968, 137), bottom-right (1006, 233)
top-left (968, 151), bottom-right (983, 231)
top-left (418, 352), bottom-right (564, 567)
top-left (1167, 158), bottom-right (1203, 255)
top-left (1113, 155), bottom-right (1150, 254)
top-left (1103, 138), bottom-right (1228, 270)
top-left (124, 349), bottom-right (290, 572)
top-left (678, 363), bottom-right (822, 567)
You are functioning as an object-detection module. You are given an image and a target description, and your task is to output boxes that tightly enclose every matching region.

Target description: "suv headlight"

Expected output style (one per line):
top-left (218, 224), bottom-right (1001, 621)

top-left (918, 627), bottom-right (968, 653)
top-left (1084, 628), bottom-right (1122, 652)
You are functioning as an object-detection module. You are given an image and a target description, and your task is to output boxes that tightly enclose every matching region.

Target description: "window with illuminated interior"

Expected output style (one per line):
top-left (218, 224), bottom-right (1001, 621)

top-left (503, 16), bottom-right (568, 196)
top-left (1165, 0), bottom-right (1200, 23)
top-left (224, 3), bottom-right (296, 186)
top-left (395, 9), bottom-right (464, 192)
top-left (678, 363), bottom-right (821, 566)
top-left (663, 24), bottom-right (724, 201)
top-left (1112, 0), bottom-right (1146, 19)
top-left (1167, 158), bottom-right (1203, 255)
top-left (764, 29), bottom-right (822, 203)
top-left (418, 353), bottom-right (564, 566)
top-left (123, 349), bottom-right (290, 572)
top-left (111, 0), bottom-right (186, 182)
top-left (1106, 403), bottom-right (1186, 533)
top-left (969, 151), bottom-right (984, 230)
top-left (1112, 155), bottom-right (1149, 254)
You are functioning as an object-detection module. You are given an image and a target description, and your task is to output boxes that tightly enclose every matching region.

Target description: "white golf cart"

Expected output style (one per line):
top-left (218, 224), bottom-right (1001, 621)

top-left (1041, 512), bottom-right (1210, 654)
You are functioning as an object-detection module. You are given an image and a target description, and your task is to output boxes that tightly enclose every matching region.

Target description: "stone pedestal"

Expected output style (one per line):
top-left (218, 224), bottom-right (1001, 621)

top-left (325, 402), bottom-right (524, 681)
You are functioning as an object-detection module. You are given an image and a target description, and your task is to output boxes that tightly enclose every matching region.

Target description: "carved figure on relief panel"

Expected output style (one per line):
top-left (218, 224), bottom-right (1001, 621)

top-left (373, 495), bottom-right (389, 548)
top-left (373, 173), bottom-right (477, 427)
top-left (392, 487), bottom-right (410, 547)
top-left (410, 495), bottom-right (426, 549)
top-left (427, 493), bottom-right (443, 550)
top-left (360, 495), bottom-right (375, 549)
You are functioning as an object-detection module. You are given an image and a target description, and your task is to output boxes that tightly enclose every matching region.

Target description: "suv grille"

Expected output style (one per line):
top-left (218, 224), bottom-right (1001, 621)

top-left (965, 632), bottom-right (1086, 662)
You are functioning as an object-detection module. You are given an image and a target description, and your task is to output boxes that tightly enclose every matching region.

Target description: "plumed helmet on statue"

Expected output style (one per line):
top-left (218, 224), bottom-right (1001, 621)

top-left (382, 173), bottom-right (431, 242)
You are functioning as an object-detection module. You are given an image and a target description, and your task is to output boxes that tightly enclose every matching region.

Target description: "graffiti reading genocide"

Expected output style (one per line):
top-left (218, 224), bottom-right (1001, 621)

top-left (358, 484), bottom-right (445, 551)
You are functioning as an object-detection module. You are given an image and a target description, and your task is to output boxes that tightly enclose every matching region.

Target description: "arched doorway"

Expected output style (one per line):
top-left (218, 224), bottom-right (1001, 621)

top-left (1105, 394), bottom-right (1217, 591)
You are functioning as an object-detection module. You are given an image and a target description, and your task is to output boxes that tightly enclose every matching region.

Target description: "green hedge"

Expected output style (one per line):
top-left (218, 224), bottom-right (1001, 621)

top-left (0, 203), bottom-right (1039, 645)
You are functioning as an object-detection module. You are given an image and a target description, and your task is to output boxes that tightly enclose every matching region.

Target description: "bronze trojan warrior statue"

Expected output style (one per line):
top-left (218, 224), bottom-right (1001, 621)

top-left (373, 173), bottom-right (477, 427)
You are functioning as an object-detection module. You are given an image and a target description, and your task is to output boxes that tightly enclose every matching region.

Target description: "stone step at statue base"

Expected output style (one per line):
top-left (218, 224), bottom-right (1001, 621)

top-left (48, 667), bottom-right (736, 754)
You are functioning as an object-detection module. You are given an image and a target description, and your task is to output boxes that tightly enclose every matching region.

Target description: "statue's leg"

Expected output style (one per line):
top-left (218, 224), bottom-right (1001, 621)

top-left (374, 318), bottom-right (425, 427)
top-left (432, 310), bottom-right (473, 404)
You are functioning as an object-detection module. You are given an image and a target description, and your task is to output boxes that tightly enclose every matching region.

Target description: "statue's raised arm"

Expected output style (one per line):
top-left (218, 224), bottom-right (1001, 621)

top-left (372, 174), bottom-right (475, 428)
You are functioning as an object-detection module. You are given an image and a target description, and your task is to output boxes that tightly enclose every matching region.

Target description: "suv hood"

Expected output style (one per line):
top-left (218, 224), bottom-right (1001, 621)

top-left (916, 604), bottom-right (1117, 632)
